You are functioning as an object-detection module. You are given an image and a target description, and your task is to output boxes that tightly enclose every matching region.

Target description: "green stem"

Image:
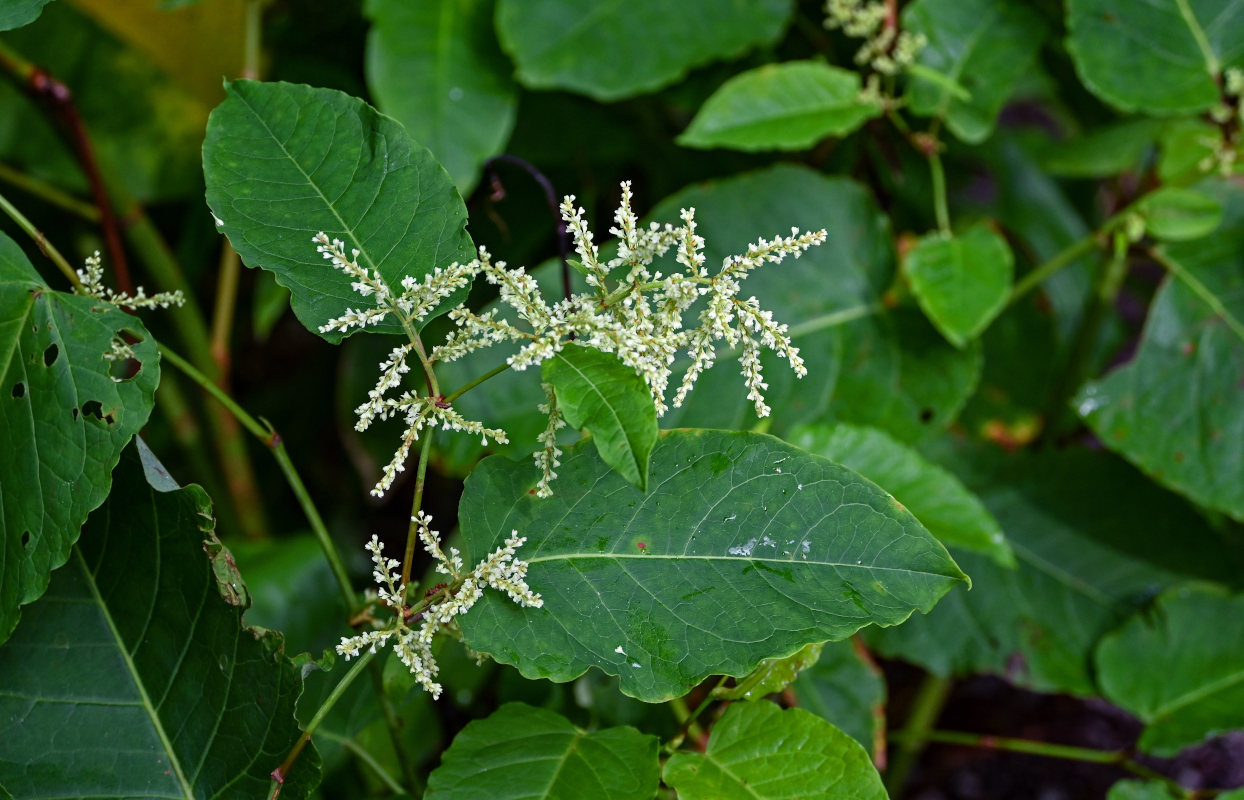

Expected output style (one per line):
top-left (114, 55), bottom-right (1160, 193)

top-left (885, 673), bottom-right (953, 796)
top-left (0, 188), bottom-right (81, 288)
top-left (159, 344), bottom-right (357, 612)
top-left (270, 651), bottom-right (375, 793)
top-left (401, 433), bottom-right (435, 589)
top-left (1151, 247), bottom-right (1244, 343)
top-left (0, 162), bottom-right (100, 222)
top-left (664, 676), bottom-right (729, 752)
top-left (1008, 233), bottom-right (1102, 306)
top-left (888, 730), bottom-right (1192, 797)
top-left (443, 361), bottom-right (511, 404)
top-left (210, 243), bottom-right (241, 378)
top-left (928, 150), bottom-right (951, 235)
top-left (311, 729), bottom-right (406, 796)
top-left (1038, 231), bottom-right (1130, 443)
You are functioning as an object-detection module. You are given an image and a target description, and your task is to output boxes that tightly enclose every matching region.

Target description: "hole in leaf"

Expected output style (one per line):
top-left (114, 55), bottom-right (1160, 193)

top-left (11, 383), bottom-right (24, 398)
top-left (21, 531), bottom-right (31, 549)
top-left (72, 407), bottom-right (79, 421)
top-left (43, 343), bottom-right (59, 366)
top-left (82, 400), bottom-right (104, 421)
top-left (919, 408), bottom-right (935, 423)
top-left (108, 328), bottom-right (146, 382)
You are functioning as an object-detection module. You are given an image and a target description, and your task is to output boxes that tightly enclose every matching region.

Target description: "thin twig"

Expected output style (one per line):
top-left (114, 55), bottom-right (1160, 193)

top-left (485, 154), bottom-right (572, 301)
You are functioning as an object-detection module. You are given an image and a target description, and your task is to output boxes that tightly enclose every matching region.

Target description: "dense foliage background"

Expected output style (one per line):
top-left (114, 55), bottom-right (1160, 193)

top-left (1, 0), bottom-right (1242, 798)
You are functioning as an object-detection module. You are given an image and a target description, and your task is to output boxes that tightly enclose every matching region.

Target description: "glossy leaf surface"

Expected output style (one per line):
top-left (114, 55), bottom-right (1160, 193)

top-left (1067, 0), bottom-right (1244, 114)
top-left (425, 703), bottom-right (658, 800)
top-left (1096, 585), bottom-right (1244, 755)
top-left (1079, 180), bottom-right (1244, 521)
top-left (494, 0), bottom-right (793, 101)
top-left (663, 702), bottom-right (886, 800)
top-left (904, 0), bottom-right (1047, 143)
top-left (202, 79), bottom-right (475, 341)
top-left (790, 423), bottom-right (1013, 567)
top-left (542, 346), bottom-right (658, 491)
top-left (365, 0), bottom-right (517, 194)
top-left (0, 443), bottom-right (318, 799)
top-left (678, 61), bottom-right (881, 151)
top-left (458, 429), bottom-right (965, 701)
top-left (0, 234), bottom-right (159, 643)
top-left (905, 225), bottom-right (1014, 347)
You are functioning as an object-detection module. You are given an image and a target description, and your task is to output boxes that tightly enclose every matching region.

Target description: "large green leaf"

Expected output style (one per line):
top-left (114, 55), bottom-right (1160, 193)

top-left (663, 702), bottom-right (886, 800)
top-left (202, 79), bottom-right (475, 342)
top-left (542, 346), bottom-right (658, 492)
top-left (364, 0), bottom-right (518, 194)
top-left (866, 444), bottom-right (1238, 695)
top-left (0, 0), bottom-right (53, 30)
top-left (1066, 0), bottom-right (1244, 115)
top-left (494, 0), bottom-right (793, 101)
top-left (0, 234), bottom-right (159, 643)
top-left (677, 61), bottom-right (881, 151)
top-left (458, 429), bottom-right (966, 702)
top-left (789, 423), bottom-right (1014, 567)
top-left (425, 703), bottom-right (658, 799)
top-left (792, 640), bottom-right (886, 759)
top-left (904, 225), bottom-right (1014, 348)
top-left (1078, 180), bottom-right (1244, 521)
top-left (1096, 585), bottom-right (1244, 756)
top-left (0, 442), bottom-right (319, 798)
top-left (903, 0), bottom-right (1048, 143)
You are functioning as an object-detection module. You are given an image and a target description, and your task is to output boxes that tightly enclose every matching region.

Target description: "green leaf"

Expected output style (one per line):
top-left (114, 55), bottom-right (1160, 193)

top-left (1078, 180), bottom-right (1244, 521)
top-left (1108, 779), bottom-right (1193, 800)
top-left (542, 345), bottom-right (658, 492)
top-left (1039, 118), bottom-right (1166, 179)
top-left (494, 0), bottom-right (794, 101)
top-left (364, 0), bottom-right (518, 194)
top-left (1066, 0), bottom-right (1244, 115)
top-left (904, 225), bottom-right (1014, 347)
top-left (202, 79), bottom-right (475, 342)
top-left (0, 234), bottom-right (160, 643)
top-left (789, 423), bottom-right (1014, 567)
top-left (0, 443), bottom-right (320, 798)
top-left (903, 0), bottom-right (1048, 143)
top-left (712, 642), bottom-right (824, 701)
top-left (425, 703), bottom-right (659, 800)
top-left (0, 0), bottom-right (54, 31)
top-left (663, 702), bottom-right (886, 800)
top-left (677, 61), bottom-right (881, 151)
top-left (1096, 585), bottom-right (1244, 756)
top-left (866, 444), bottom-right (1238, 695)
top-left (458, 429), bottom-right (965, 702)
top-left (792, 640), bottom-right (886, 758)
top-left (1138, 186), bottom-right (1223, 241)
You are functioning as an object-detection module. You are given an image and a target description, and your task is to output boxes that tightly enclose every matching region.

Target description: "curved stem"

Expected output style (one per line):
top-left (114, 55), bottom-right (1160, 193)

top-left (928, 150), bottom-right (951, 235)
top-left (486, 154), bottom-right (572, 300)
top-left (885, 673), bottom-right (953, 796)
top-left (0, 161), bottom-right (100, 221)
top-left (159, 344), bottom-right (357, 612)
top-left (401, 433), bottom-right (435, 588)
top-left (0, 188), bottom-right (81, 288)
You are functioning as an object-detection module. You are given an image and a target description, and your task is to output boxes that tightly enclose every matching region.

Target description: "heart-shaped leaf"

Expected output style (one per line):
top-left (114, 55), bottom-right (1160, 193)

top-left (678, 61), bottom-right (881, 151)
top-left (425, 703), bottom-right (659, 800)
top-left (0, 442), bottom-right (320, 798)
top-left (458, 429), bottom-right (966, 701)
top-left (663, 702), bottom-right (886, 800)
top-left (542, 345), bottom-right (658, 491)
top-left (905, 225), bottom-right (1014, 347)
top-left (0, 233), bottom-right (159, 643)
top-left (202, 79), bottom-right (475, 341)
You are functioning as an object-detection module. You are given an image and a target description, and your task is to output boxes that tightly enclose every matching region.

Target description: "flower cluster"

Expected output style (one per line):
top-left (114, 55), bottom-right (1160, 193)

top-left (335, 512), bottom-right (541, 699)
top-left (321, 182), bottom-right (824, 497)
top-left (824, 0), bottom-right (926, 78)
top-left (75, 251), bottom-right (185, 310)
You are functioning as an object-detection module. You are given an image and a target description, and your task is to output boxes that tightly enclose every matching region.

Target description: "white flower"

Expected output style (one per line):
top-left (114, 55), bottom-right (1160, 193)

top-left (75, 251), bottom-right (185, 310)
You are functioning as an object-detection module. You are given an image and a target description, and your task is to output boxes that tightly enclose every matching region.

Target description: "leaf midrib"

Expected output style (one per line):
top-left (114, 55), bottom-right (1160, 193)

top-left (527, 550), bottom-right (955, 579)
top-left (553, 352), bottom-right (638, 476)
top-left (1173, 0), bottom-right (1219, 76)
top-left (74, 545), bottom-right (194, 799)
top-left (1150, 665), bottom-right (1244, 720)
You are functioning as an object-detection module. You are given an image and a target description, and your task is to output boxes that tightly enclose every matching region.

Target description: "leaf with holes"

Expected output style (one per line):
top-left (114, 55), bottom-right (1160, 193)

top-left (0, 233), bottom-right (160, 644)
top-left (457, 429), bottom-right (966, 702)
top-left (542, 345), bottom-right (658, 492)
top-left (0, 442), bottom-right (320, 798)
top-left (425, 703), bottom-right (658, 800)
top-left (905, 225), bottom-right (1014, 348)
top-left (365, 0), bottom-right (518, 194)
top-left (663, 702), bottom-right (886, 800)
top-left (1078, 179), bottom-right (1244, 521)
top-left (1067, 0), bottom-right (1244, 115)
top-left (1096, 585), bottom-right (1244, 756)
top-left (202, 79), bottom-right (475, 342)
top-left (677, 61), bottom-right (881, 151)
top-left (903, 0), bottom-right (1048, 143)
top-left (494, 0), bottom-right (793, 101)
